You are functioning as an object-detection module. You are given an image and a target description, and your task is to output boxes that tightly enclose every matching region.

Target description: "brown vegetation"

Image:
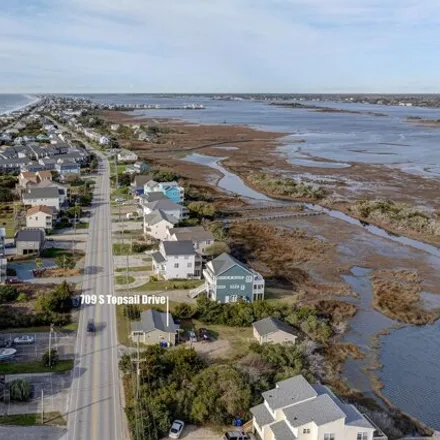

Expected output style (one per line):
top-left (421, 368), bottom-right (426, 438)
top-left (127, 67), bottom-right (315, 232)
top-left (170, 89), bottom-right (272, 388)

top-left (370, 269), bottom-right (439, 325)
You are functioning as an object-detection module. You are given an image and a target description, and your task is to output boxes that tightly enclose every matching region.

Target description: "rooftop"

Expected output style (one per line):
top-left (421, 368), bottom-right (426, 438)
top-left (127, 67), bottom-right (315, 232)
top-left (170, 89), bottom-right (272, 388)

top-left (26, 205), bottom-right (55, 216)
top-left (169, 226), bottom-right (214, 242)
top-left (253, 317), bottom-right (298, 338)
top-left (144, 210), bottom-right (178, 226)
top-left (15, 229), bottom-right (45, 242)
top-left (162, 240), bottom-right (196, 256)
top-left (23, 187), bottom-right (59, 199)
top-left (131, 309), bottom-right (178, 334)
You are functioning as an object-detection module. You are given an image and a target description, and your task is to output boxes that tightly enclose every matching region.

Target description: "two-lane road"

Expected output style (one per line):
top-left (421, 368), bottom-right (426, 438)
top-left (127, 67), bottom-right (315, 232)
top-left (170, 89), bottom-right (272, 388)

top-left (67, 154), bottom-right (124, 440)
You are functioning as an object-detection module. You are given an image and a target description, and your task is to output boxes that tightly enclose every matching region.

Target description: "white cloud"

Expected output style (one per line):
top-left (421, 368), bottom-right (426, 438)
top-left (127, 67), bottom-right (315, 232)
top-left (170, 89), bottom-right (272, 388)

top-left (0, 0), bottom-right (439, 92)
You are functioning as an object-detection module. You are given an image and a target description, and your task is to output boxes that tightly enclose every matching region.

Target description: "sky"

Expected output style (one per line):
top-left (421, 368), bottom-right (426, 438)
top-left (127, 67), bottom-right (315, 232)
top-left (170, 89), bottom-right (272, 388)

top-left (1, 0), bottom-right (440, 93)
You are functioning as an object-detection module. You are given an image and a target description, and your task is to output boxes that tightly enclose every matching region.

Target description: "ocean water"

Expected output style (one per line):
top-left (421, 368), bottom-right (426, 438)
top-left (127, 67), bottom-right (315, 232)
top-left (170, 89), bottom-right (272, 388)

top-left (81, 94), bottom-right (440, 178)
top-left (0, 94), bottom-right (36, 115)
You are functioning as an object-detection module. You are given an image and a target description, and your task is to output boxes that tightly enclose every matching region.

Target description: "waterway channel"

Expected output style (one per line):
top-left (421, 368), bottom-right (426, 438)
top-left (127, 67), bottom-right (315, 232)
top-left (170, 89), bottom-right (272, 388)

top-left (183, 151), bottom-right (440, 430)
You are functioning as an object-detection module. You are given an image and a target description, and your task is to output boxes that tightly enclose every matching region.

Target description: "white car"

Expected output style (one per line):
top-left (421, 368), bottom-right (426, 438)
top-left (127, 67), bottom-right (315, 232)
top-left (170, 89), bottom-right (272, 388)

top-left (13, 335), bottom-right (35, 345)
top-left (169, 420), bottom-right (185, 439)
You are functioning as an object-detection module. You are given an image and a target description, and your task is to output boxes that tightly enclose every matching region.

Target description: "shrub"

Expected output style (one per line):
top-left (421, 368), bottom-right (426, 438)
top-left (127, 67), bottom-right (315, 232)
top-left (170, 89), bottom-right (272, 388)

top-left (173, 303), bottom-right (195, 319)
top-left (9, 379), bottom-right (31, 401)
top-left (17, 292), bottom-right (27, 302)
top-left (0, 285), bottom-right (18, 303)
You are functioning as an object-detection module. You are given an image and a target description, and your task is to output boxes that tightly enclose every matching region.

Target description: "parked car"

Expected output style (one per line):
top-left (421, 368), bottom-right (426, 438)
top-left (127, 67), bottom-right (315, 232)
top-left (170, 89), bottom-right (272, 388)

top-left (13, 335), bottom-right (35, 345)
top-left (188, 331), bottom-right (197, 343)
top-left (169, 420), bottom-right (185, 439)
top-left (223, 431), bottom-right (250, 440)
top-left (87, 319), bottom-right (95, 333)
top-left (198, 328), bottom-right (209, 341)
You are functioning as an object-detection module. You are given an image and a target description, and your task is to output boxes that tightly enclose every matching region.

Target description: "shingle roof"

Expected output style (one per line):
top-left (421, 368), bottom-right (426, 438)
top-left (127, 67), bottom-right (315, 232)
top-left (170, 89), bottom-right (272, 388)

top-left (253, 317), bottom-right (298, 338)
top-left (262, 375), bottom-right (317, 411)
top-left (23, 187), bottom-right (59, 199)
top-left (144, 210), bottom-right (178, 226)
top-left (21, 171), bottom-right (37, 180)
top-left (37, 170), bottom-right (52, 179)
top-left (250, 403), bottom-right (275, 427)
top-left (283, 393), bottom-right (346, 427)
top-left (133, 174), bottom-right (154, 187)
top-left (26, 205), bottom-right (55, 216)
top-left (131, 309), bottom-right (178, 334)
top-left (144, 180), bottom-right (158, 189)
top-left (162, 240), bottom-right (196, 256)
top-left (312, 384), bottom-right (374, 429)
top-left (169, 226), bottom-right (214, 242)
top-left (145, 199), bottom-right (182, 211)
top-left (15, 229), bottom-right (45, 242)
top-left (141, 192), bottom-right (167, 203)
top-left (151, 251), bottom-right (166, 263)
top-left (269, 421), bottom-right (297, 440)
top-left (209, 252), bottom-right (250, 276)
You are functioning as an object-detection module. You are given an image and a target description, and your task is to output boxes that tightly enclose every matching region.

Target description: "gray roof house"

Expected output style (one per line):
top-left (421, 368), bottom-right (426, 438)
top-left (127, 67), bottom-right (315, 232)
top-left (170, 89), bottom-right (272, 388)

top-left (130, 309), bottom-right (179, 346)
top-left (252, 317), bottom-right (298, 345)
top-left (143, 209), bottom-right (179, 240)
top-left (22, 187), bottom-right (61, 210)
top-left (142, 199), bottom-right (186, 220)
top-left (167, 226), bottom-right (214, 256)
top-left (251, 375), bottom-right (385, 440)
top-left (152, 240), bottom-right (201, 280)
top-left (191, 253), bottom-right (265, 303)
top-left (14, 228), bottom-right (46, 256)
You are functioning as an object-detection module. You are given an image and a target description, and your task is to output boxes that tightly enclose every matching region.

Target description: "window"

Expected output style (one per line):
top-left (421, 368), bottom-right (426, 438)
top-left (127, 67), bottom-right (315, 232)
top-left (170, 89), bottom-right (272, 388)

top-left (303, 428), bottom-right (310, 434)
top-left (187, 262), bottom-right (192, 268)
top-left (324, 434), bottom-right (335, 440)
top-left (245, 276), bottom-right (252, 283)
top-left (357, 434), bottom-right (368, 440)
top-left (240, 285), bottom-right (245, 290)
top-left (174, 263), bottom-right (179, 268)
top-left (230, 295), bottom-right (238, 302)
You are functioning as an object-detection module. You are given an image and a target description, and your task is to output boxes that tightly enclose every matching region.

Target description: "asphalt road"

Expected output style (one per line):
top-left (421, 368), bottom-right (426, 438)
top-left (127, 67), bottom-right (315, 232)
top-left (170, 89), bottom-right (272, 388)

top-left (66, 154), bottom-right (124, 440)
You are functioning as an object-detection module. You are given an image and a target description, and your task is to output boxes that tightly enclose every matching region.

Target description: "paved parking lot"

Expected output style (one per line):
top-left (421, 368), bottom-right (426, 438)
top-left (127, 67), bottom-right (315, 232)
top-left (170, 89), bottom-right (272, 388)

top-left (0, 426), bottom-right (67, 440)
top-left (1, 332), bottom-right (76, 361)
top-left (1, 372), bottom-right (72, 416)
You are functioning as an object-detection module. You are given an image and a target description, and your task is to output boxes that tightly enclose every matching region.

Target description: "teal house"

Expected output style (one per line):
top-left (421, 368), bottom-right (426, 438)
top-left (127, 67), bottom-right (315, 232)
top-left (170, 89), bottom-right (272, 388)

top-left (195, 253), bottom-right (265, 303)
top-left (144, 180), bottom-right (184, 204)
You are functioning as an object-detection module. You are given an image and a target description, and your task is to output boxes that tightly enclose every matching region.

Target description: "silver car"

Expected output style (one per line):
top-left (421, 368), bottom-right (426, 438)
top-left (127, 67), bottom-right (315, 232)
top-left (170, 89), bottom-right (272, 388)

top-left (169, 420), bottom-right (185, 439)
top-left (13, 335), bottom-right (35, 345)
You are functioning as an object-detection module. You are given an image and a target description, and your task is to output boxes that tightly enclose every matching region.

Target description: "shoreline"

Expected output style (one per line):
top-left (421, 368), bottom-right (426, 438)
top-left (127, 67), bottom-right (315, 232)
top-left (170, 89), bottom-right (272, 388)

top-left (0, 94), bottom-right (41, 116)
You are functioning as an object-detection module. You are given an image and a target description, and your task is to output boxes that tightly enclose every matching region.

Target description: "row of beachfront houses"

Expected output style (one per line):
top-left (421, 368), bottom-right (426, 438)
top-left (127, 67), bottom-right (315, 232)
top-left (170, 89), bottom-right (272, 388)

top-left (137, 177), bottom-right (265, 304)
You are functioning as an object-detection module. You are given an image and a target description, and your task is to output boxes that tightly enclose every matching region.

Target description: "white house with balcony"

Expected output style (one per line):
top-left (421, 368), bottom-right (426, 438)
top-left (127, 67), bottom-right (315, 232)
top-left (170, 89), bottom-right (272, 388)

top-left (151, 241), bottom-right (202, 280)
top-left (250, 375), bottom-right (386, 440)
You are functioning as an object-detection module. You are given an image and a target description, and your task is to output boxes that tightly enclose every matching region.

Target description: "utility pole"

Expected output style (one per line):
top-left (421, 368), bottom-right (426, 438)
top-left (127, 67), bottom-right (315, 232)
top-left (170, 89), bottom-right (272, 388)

top-left (48, 323), bottom-right (54, 368)
top-left (41, 389), bottom-right (44, 424)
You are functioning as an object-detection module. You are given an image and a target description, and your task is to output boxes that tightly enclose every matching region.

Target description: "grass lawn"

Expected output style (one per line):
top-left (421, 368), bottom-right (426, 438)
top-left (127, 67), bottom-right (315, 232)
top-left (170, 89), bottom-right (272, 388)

top-left (0, 323), bottom-right (77, 334)
top-left (0, 412), bottom-right (66, 426)
top-left (76, 222), bottom-right (89, 229)
top-left (128, 279), bottom-right (203, 292)
top-left (110, 163), bottom-right (126, 177)
top-left (115, 265), bottom-right (152, 272)
top-left (112, 243), bottom-right (135, 255)
top-left (0, 359), bottom-right (74, 375)
top-left (115, 275), bottom-right (136, 285)
top-left (0, 215), bottom-right (16, 238)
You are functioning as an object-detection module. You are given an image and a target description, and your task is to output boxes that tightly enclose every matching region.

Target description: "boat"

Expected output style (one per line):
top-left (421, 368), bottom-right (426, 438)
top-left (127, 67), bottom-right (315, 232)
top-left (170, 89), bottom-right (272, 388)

top-left (0, 348), bottom-right (17, 361)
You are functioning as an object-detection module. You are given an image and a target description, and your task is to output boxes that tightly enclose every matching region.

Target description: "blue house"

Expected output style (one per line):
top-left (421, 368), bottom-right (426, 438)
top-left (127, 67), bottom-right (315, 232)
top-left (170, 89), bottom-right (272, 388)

top-left (144, 180), bottom-right (184, 204)
top-left (192, 253), bottom-right (265, 303)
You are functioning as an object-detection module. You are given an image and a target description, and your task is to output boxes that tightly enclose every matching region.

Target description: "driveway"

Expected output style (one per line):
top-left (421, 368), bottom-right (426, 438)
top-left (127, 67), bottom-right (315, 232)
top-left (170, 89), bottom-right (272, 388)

top-left (160, 425), bottom-right (221, 440)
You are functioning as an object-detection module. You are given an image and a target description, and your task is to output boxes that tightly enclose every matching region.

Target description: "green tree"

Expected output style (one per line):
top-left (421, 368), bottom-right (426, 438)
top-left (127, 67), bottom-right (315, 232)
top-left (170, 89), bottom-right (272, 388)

top-left (204, 241), bottom-right (230, 257)
top-left (55, 253), bottom-right (76, 269)
top-left (42, 348), bottom-right (59, 367)
top-left (187, 201), bottom-right (217, 219)
top-left (173, 303), bottom-right (195, 319)
top-left (9, 379), bottom-right (31, 401)
top-left (37, 281), bottom-right (72, 313)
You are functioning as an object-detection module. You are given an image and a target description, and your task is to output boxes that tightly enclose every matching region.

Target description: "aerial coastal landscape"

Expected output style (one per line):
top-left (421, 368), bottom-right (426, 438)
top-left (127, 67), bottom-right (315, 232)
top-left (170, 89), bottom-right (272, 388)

top-left (0, 92), bottom-right (439, 440)
top-left (2, 1), bottom-right (440, 439)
